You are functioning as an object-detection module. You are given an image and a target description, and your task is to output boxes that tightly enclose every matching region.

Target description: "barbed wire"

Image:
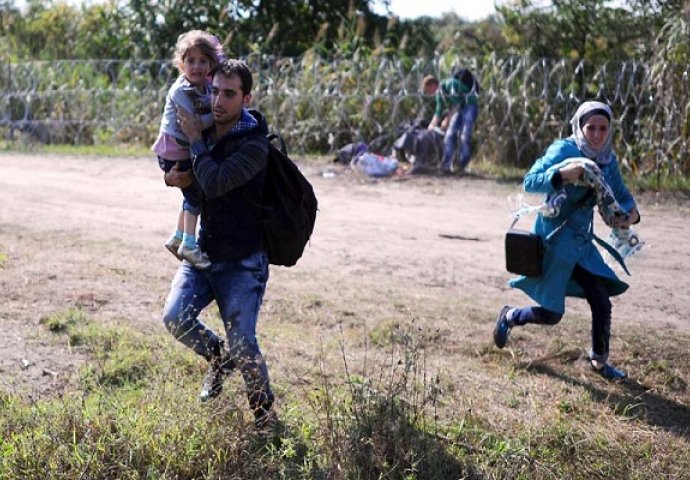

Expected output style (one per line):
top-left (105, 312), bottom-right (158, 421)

top-left (1, 55), bottom-right (688, 175)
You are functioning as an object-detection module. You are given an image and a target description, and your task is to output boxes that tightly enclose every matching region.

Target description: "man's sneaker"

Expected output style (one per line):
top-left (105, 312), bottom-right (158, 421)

top-left (591, 360), bottom-right (626, 380)
top-left (199, 358), bottom-right (224, 402)
top-left (178, 245), bottom-right (212, 270)
top-left (493, 305), bottom-right (512, 349)
top-left (254, 407), bottom-right (278, 431)
top-left (164, 236), bottom-right (183, 261)
top-left (198, 353), bottom-right (234, 402)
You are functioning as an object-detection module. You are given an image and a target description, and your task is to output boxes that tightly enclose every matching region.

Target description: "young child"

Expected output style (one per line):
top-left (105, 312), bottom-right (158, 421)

top-left (152, 30), bottom-right (223, 269)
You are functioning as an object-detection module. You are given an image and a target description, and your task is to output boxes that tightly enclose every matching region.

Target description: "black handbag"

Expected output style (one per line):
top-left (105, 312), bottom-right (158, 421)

top-left (505, 217), bottom-right (543, 277)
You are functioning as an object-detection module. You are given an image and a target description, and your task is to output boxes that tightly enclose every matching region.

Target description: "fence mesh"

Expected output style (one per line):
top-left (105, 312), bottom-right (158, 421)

top-left (1, 54), bottom-right (688, 175)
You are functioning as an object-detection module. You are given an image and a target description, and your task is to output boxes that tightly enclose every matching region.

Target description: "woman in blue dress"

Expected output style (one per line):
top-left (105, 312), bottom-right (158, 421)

top-left (494, 101), bottom-right (641, 380)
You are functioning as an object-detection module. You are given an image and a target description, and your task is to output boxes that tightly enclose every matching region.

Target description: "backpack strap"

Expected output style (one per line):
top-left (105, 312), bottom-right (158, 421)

top-left (267, 133), bottom-right (288, 155)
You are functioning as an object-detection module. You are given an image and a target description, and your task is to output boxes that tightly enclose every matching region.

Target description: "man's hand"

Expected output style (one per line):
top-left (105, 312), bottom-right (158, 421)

top-left (164, 163), bottom-right (194, 189)
top-left (176, 106), bottom-right (202, 143)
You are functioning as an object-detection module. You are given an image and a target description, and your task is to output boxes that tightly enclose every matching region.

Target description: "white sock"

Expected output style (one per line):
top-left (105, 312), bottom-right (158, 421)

top-left (506, 308), bottom-right (517, 326)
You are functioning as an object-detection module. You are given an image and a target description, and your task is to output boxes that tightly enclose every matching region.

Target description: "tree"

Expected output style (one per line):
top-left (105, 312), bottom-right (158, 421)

top-left (106, 0), bottom-right (417, 59)
top-left (497, 0), bottom-right (678, 61)
top-left (3, 0), bottom-right (81, 60)
top-left (434, 13), bottom-right (508, 58)
top-left (75, 2), bottom-right (130, 59)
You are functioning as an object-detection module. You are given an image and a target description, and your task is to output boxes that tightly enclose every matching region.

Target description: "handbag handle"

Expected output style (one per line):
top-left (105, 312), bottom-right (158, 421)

top-left (508, 212), bottom-right (567, 243)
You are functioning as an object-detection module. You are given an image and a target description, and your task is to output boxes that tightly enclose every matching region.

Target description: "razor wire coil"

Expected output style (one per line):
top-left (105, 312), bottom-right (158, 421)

top-left (1, 54), bottom-right (688, 175)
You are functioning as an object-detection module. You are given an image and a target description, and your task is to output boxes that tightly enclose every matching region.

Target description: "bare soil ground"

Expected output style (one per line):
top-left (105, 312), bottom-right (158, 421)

top-left (1, 152), bottom-right (689, 442)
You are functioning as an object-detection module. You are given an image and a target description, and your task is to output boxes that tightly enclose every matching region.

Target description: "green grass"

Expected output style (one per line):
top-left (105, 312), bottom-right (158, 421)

top-left (2, 308), bottom-right (689, 479)
top-left (471, 157), bottom-right (527, 182)
top-left (627, 170), bottom-right (690, 193)
top-left (473, 155), bottom-right (690, 194)
top-left (0, 142), bottom-right (151, 157)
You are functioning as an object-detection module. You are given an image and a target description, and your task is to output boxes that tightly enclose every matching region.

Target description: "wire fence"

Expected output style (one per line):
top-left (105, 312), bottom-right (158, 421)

top-left (1, 54), bottom-right (688, 175)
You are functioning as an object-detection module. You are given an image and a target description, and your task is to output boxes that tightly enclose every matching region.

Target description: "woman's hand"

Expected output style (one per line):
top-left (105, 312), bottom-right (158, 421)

top-left (624, 208), bottom-right (640, 227)
top-left (559, 162), bottom-right (585, 183)
top-left (610, 207), bottom-right (640, 228)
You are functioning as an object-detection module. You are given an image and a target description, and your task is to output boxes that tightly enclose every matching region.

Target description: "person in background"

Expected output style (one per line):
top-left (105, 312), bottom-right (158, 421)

top-left (162, 59), bottom-right (277, 430)
top-left (427, 68), bottom-right (479, 175)
top-left (493, 101), bottom-right (641, 380)
top-left (394, 75), bottom-right (446, 175)
top-left (152, 30), bottom-right (224, 269)
top-left (420, 75), bottom-right (441, 127)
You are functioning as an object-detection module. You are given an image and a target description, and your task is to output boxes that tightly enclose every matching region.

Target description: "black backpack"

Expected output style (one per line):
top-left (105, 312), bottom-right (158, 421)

top-left (258, 134), bottom-right (318, 267)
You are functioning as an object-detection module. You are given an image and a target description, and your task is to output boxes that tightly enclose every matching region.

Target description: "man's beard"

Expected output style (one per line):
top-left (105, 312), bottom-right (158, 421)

top-left (214, 110), bottom-right (240, 127)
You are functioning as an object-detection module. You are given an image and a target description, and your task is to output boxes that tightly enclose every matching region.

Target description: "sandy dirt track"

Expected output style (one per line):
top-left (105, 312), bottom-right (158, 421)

top-left (1, 152), bottom-right (689, 398)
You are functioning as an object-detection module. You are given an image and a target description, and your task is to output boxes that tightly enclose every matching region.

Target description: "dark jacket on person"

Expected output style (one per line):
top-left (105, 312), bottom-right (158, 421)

top-left (393, 122), bottom-right (444, 168)
top-left (191, 109), bottom-right (269, 262)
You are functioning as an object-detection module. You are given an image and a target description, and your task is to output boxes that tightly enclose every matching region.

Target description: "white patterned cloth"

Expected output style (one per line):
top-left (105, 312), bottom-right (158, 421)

top-left (510, 156), bottom-right (644, 260)
top-left (566, 157), bottom-right (630, 228)
top-left (555, 157), bottom-right (644, 259)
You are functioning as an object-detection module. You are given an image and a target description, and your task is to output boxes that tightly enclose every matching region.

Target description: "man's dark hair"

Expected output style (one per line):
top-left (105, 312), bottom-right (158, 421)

top-left (452, 67), bottom-right (476, 91)
top-left (211, 59), bottom-right (253, 96)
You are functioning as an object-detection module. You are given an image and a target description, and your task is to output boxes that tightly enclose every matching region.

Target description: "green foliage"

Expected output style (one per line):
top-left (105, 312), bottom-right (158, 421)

top-left (3, 0), bottom-right (77, 60)
top-left (627, 169), bottom-right (690, 192)
top-left (2, 0), bottom-right (685, 65)
top-left (39, 308), bottom-right (88, 333)
top-left (0, 0), bottom-right (439, 60)
top-left (654, 4), bottom-right (690, 64)
top-left (497, 0), bottom-right (675, 61)
top-left (42, 143), bottom-right (152, 156)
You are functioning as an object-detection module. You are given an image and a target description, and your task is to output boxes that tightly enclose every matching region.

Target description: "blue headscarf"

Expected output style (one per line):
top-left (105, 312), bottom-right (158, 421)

top-left (570, 101), bottom-right (614, 165)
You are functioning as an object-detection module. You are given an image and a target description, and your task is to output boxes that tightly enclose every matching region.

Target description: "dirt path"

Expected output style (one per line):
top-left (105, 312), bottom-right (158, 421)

top-left (1, 152), bottom-right (689, 397)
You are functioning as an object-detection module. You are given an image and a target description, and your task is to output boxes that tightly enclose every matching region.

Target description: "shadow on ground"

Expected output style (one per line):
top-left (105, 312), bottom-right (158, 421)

top-left (521, 354), bottom-right (690, 439)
